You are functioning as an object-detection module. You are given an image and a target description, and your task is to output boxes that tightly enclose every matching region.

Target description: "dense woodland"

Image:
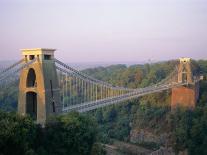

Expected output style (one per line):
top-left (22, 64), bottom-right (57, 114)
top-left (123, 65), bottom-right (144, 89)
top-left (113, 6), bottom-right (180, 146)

top-left (0, 111), bottom-right (105, 155)
top-left (0, 59), bottom-right (207, 155)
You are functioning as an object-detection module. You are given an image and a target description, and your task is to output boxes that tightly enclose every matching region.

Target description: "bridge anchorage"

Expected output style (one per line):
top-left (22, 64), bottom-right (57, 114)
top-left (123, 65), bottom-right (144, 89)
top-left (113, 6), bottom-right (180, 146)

top-left (0, 48), bottom-right (202, 125)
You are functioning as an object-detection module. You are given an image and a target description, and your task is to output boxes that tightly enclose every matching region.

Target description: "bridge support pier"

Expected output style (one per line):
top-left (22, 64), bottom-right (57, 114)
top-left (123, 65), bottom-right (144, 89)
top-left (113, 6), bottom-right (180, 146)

top-left (18, 48), bottom-right (61, 125)
top-left (171, 58), bottom-right (199, 110)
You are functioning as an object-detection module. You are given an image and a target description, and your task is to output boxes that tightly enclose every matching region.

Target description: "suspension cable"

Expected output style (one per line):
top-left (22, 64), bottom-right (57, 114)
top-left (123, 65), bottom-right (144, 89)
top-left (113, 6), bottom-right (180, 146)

top-left (0, 58), bottom-right (37, 83)
top-left (0, 59), bottom-right (24, 77)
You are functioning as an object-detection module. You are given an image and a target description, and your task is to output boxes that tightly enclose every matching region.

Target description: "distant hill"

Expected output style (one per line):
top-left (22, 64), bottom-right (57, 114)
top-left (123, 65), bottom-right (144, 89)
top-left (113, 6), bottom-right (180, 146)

top-left (0, 60), bottom-right (148, 70)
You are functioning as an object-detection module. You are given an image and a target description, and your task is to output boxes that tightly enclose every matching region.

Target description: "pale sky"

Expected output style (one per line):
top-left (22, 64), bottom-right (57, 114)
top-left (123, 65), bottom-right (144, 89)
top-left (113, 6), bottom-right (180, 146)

top-left (0, 0), bottom-right (207, 62)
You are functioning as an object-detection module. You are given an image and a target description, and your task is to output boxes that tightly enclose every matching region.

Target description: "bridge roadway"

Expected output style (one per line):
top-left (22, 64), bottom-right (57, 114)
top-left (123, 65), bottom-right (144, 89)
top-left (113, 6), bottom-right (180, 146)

top-left (62, 82), bottom-right (186, 113)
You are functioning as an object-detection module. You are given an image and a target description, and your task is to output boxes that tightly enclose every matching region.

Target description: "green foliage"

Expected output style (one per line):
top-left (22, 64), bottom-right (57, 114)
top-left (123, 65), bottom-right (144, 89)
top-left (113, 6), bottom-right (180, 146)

top-left (0, 111), bottom-right (37, 155)
top-left (90, 143), bottom-right (106, 155)
top-left (0, 85), bottom-right (18, 111)
top-left (0, 111), bottom-right (103, 155)
top-left (167, 79), bottom-right (207, 155)
top-left (83, 59), bottom-right (207, 154)
top-left (42, 112), bottom-right (98, 155)
top-left (1, 59), bottom-right (207, 154)
top-left (197, 60), bottom-right (207, 75)
top-left (168, 106), bottom-right (207, 155)
top-left (89, 102), bottom-right (132, 142)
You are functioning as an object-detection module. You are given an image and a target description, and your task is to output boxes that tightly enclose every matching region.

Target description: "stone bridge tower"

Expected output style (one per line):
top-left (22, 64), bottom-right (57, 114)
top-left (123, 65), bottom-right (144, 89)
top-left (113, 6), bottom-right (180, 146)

top-left (18, 48), bottom-right (61, 125)
top-left (171, 58), bottom-right (199, 110)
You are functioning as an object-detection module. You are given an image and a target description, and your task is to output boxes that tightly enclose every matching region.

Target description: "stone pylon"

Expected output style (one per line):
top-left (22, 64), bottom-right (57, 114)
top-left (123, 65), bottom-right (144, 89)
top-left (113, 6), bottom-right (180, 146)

top-left (171, 58), bottom-right (199, 110)
top-left (18, 48), bottom-right (61, 125)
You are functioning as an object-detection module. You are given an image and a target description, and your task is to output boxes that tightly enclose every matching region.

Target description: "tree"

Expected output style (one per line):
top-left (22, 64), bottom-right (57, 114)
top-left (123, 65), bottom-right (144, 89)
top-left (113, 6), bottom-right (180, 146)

top-left (0, 111), bottom-right (37, 155)
top-left (0, 111), bottom-right (102, 155)
top-left (43, 112), bottom-right (98, 155)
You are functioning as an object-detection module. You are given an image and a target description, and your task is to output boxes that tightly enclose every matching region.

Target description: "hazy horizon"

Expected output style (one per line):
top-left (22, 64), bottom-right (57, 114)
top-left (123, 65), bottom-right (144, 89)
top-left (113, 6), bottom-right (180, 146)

top-left (1, 0), bottom-right (207, 62)
top-left (1, 57), bottom-right (206, 71)
top-left (0, 59), bottom-right (158, 70)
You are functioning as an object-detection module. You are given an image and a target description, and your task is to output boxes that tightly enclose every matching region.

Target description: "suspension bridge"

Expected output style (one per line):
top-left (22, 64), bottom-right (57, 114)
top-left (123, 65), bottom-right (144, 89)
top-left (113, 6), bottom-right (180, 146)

top-left (0, 48), bottom-right (200, 124)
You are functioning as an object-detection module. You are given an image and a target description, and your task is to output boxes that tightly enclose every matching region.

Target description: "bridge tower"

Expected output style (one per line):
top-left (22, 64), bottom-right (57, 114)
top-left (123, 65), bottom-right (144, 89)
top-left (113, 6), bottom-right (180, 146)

top-left (18, 48), bottom-right (61, 125)
top-left (171, 58), bottom-right (199, 110)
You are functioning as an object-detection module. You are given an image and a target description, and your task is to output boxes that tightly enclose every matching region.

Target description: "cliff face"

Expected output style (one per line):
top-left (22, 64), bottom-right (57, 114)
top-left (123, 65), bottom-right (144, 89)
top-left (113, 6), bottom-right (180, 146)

top-left (129, 130), bottom-right (188, 155)
top-left (150, 147), bottom-right (175, 155)
top-left (104, 140), bottom-right (153, 155)
top-left (130, 129), bottom-right (162, 144)
top-left (129, 129), bottom-right (170, 146)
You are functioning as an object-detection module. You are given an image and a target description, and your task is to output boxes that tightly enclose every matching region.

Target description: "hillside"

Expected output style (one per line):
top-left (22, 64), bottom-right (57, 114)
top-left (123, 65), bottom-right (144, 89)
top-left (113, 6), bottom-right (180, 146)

top-left (82, 60), bottom-right (207, 155)
top-left (0, 59), bottom-right (207, 155)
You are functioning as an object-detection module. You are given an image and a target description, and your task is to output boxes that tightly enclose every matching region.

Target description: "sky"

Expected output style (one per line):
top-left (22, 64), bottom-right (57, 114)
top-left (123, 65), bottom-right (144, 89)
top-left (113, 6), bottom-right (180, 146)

top-left (0, 0), bottom-right (207, 63)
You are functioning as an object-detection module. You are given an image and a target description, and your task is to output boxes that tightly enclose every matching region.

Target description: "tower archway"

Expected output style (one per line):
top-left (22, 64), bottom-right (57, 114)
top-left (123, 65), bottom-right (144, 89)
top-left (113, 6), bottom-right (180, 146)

top-left (26, 92), bottom-right (37, 120)
top-left (27, 68), bottom-right (36, 87)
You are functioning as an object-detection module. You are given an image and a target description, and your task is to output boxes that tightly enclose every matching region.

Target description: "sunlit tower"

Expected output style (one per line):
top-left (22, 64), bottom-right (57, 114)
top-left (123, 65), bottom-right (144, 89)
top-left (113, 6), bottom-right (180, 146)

top-left (18, 48), bottom-right (61, 125)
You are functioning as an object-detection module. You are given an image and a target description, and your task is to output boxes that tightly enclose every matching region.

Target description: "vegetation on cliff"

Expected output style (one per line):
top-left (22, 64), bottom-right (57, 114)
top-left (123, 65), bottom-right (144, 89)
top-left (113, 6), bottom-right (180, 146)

top-left (0, 59), bottom-right (207, 154)
top-left (83, 60), bottom-right (207, 155)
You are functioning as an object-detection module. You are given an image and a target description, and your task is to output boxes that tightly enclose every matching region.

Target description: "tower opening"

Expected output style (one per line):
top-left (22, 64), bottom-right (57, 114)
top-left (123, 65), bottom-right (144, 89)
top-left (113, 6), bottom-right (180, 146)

top-left (52, 102), bottom-right (56, 112)
top-left (182, 66), bottom-right (187, 82)
top-left (44, 55), bottom-right (52, 60)
top-left (27, 68), bottom-right (36, 87)
top-left (26, 92), bottom-right (37, 120)
top-left (29, 55), bottom-right (35, 60)
top-left (182, 73), bottom-right (187, 82)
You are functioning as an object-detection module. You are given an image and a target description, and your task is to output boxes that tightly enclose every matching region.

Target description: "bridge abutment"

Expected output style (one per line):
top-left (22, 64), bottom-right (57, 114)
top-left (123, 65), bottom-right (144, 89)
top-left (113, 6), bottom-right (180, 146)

top-left (171, 84), bottom-right (199, 110)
